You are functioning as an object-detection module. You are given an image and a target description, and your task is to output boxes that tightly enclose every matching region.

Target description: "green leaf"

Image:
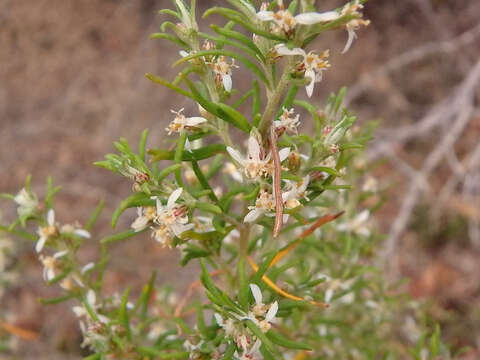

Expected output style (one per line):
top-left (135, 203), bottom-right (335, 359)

top-left (194, 201), bottom-right (222, 215)
top-left (251, 252), bottom-right (276, 284)
top-left (267, 331), bottom-right (312, 350)
top-left (86, 200), bottom-right (104, 231)
top-left (211, 25), bottom-right (265, 62)
top-left (150, 32), bottom-right (188, 47)
top-left (146, 73), bottom-right (194, 99)
top-left (245, 320), bottom-right (277, 354)
top-left (204, 8), bottom-right (287, 42)
top-left (111, 192), bottom-right (154, 228)
top-left (191, 160), bottom-right (220, 205)
top-left (148, 144), bottom-right (226, 162)
top-left (183, 77), bottom-right (251, 133)
top-left (174, 132), bottom-right (187, 186)
top-left (138, 129), bottom-right (149, 162)
top-left (100, 229), bottom-right (144, 245)
top-left (198, 31), bottom-right (263, 63)
top-left (306, 166), bottom-right (341, 177)
top-left (157, 164), bottom-right (183, 182)
top-left (137, 347), bottom-right (189, 359)
top-left (38, 294), bottom-right (76, 305)
top-left (119, 288), bottom-right (132, 340)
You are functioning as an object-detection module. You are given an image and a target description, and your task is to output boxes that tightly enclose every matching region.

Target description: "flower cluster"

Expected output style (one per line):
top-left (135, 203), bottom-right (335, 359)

top-left (131, 188), bottom-right (193, 247)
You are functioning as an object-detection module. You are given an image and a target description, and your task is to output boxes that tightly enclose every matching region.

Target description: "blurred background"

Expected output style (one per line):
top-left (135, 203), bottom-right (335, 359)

top-left (1, 0), bottom-right (479, 358)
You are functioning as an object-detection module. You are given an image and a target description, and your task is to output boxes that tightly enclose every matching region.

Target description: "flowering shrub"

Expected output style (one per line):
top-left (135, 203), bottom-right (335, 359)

top-left (1, 1), bottom-right (454, 359)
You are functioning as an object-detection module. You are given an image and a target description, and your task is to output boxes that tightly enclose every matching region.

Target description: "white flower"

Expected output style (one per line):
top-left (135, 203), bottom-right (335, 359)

top-left (73, 290), bottom-right (109, 324)
top-left (39, 250), bottom-right (68, 281)
top-left (214, 313), bottom-right (237, 337)
top-left (81, 262), bottom-right (95, 274)
top-left (274, 107), bottom-right (300, 135)
top-left (152, 188), bottom-right (194, 247)
top-left (275, 44), bottom-right (330, 97)
top-left (36, 209), bottom-right (57, 253)
top-left (337, 210), bottom-right (371, 237)
top-left (209, 56), bottom-right (238, 92)
top-left (14, 188), bottom-right (38, 217)
top-left (237, 338), bottom-right (262, 360)
top-left (166, 108), bottom-right (207, 135)
top-left (248, 284), bottom-right (278, 333)
top-left (282, 175), bottom-right (310, 209)
top-left (131, 206), bottom-right (157, 232)
top-left (244, 189), bottom-right (275, 223)
top-left (340, 0), bottom-right (370, 53)
top-left (227, 135), bottom-right (290, 181)
top-left (59, 274), bottom-right (85, 290)
top-left (256, 2), bottom-right (339, 35)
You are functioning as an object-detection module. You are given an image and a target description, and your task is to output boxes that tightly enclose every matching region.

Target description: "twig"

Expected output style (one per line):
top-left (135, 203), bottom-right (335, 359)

top-left (346, 22), bottom-right (480, 105)
top-left (381, 60), bottom-right (480, 261)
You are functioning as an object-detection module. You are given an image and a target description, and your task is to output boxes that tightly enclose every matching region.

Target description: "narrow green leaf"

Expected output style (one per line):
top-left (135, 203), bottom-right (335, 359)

top-left (100, 229), bottom-right (144, 245)
top-left (211, 25), bottom-right (265, 62)
top-left (267, 331), bottom-right (312, 350)
top-left (174, 132), bottom-right (187, 186)
top-left (111, 192), bottom-right (153, 228)
top-left (183, 77), bottom-right (251, 133)
top-left (86, 200), bottom-right (104, 231)
top-left (146, 73), bottom-right (194, 99)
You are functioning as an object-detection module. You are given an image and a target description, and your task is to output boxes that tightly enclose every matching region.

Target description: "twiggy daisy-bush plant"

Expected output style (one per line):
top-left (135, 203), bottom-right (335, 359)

top-left (1, 0), bottom-right (455, 359)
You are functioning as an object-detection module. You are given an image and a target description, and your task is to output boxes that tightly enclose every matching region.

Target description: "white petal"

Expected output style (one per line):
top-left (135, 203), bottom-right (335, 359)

top-left (275, 44), bottom-right (305, 57)
top-left (74, 229), bottom-right (91, 238)
top-left (249, 339), bottom-right (262, 354)
top-left (295, 11), bottom-right (339, 25)
top-left (214, 313), bottom-right (224, 326)
top-left (305, 69), bottom-right (316, 97)
top-left (98, 314), bottom-right (110, 324)
top-left (179, 50), bottom-right (189, 57)
top-left (249, 283), bottom-right (263, 305)
top-left (247, 135), bottom-right (261, 161)
top-left (227, 147), bottom-right (245, 165)
top-left (265, 301), bottom-right (278, 322)
top-left (86, 290), bottom-right (96, 307)
top-left (243, 209), bottom-right (262, 223)
top-left (222, 74), bottom-right (232, 92)
top-left (325, 288), bottom-right (334, 303)
top-left (35, 236), bottom-right (47, 253)
top-left (357, 227), bottom-right (371, 237)
top-left (47, 209), bottom-right (55, 226)
top-left (256, 10), bottom-right (274, 21)
top-left (53, 250), bottom-right (68, 259)
top-left (186, 117), bottom-right (207, 126)
top-left (342, 28), bottom-right (357, 54)
top-left (171, 223), bottom-right (194, 237)
top-left (81, 262), bottom-right (95, 274)
top-left (132, 216), bottom-right (148, 232)
top-left (278, 147), bottom-right (291, 162)
top-left (355, 210), bottom-right (370, 224)
top-left (155, 197), bottom-right (162, 215)
top-left (282, 214), bottom-right (290, 223)
top-left (168, 188), bottom-right (183, 208)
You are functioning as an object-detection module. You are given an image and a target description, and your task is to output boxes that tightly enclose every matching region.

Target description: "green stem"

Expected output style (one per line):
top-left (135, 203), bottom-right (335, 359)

top-left (258, 58), bottom-right (295, 136)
